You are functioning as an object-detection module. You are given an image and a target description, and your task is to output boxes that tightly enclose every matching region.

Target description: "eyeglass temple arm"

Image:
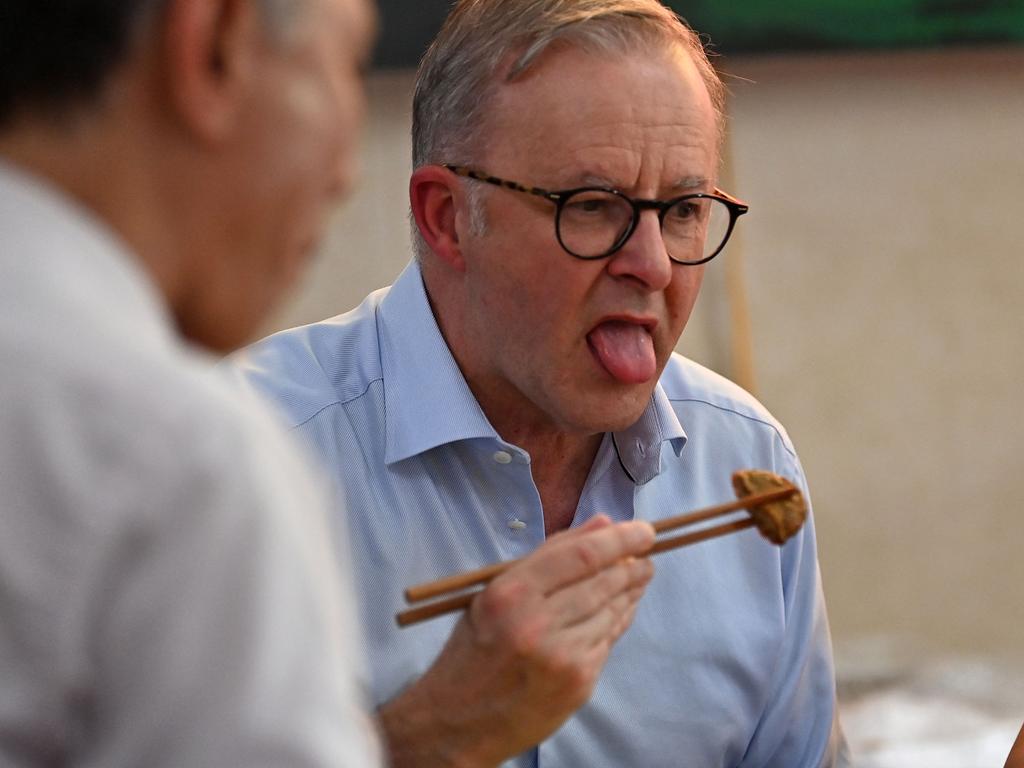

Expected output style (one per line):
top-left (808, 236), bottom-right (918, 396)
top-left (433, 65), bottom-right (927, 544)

top-left (443, 164), bottom-right (559, 200)
top-left (713, 186), bottom-right (750, 210)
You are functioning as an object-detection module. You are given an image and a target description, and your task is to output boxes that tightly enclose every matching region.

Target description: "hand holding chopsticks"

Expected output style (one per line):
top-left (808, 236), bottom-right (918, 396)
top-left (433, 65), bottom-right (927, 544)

top-left (397, 471), bottom-right (805, 627)
top-left (380, 515), bottom-right (656, 762)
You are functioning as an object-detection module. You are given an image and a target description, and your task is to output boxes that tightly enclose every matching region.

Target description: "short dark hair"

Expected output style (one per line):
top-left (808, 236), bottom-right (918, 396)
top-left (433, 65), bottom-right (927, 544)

top-left (0, 0), bottom-right (161, 128)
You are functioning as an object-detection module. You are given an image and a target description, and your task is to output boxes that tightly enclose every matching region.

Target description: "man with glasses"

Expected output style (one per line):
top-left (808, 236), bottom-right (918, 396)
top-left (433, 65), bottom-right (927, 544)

top-left (234, 0), bottom-right (843, 765)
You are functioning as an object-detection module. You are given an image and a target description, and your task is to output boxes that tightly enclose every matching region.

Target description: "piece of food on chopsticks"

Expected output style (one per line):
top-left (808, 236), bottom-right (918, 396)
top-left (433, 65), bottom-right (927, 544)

top-left (731, 469), bottom-right (807, 545)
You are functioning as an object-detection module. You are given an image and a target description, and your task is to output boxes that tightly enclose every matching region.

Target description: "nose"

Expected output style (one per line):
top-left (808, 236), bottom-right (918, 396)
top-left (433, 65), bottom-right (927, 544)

top-left (328, 144), bottom-right (356, 201)
top-left (606, 210), bottom-right (673, 291)
top-left (328, 99), bottom-right (365, 201)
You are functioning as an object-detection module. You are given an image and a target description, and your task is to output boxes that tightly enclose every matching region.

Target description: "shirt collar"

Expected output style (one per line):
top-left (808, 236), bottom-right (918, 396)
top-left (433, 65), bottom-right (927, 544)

top-left (377, 260), bottom-right (687, 482)
top-left (612, 385), bottom-right (687, 486)
top-left (378, 262), bottom-right (498, 465)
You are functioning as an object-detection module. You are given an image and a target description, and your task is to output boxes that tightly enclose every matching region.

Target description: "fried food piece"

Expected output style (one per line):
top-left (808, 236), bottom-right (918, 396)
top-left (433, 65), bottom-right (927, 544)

top-left (731, 470), bottom-right (807, 545)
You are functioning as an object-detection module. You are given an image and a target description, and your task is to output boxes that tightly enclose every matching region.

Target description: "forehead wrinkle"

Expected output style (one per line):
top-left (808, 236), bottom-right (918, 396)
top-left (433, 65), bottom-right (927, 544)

top-left (552, 134), bottom-right (713, 194)
top-left (560, 107), bottom-right (710, 146)
top-left (564, 109), bottom-right (714, 172)
top-left (500, 73), bottom-right (711, 148)
top-left (484, 47), bottom-right (718, 192)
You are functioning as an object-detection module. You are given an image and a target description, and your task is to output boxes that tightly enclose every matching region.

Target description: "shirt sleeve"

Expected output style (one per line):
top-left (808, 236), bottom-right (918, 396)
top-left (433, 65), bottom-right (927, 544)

top-left (738, 453), bottom-right (849, 768)
top-left (80, 395), bottom-right (382, 768)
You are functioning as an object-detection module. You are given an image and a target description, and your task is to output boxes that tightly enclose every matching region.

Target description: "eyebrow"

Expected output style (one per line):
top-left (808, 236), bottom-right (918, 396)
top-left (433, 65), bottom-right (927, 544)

top-left (671, 177), bottom-right (711, 192)
top-left (575, 173), bottom-right (618, 187)
top-left (570, 173), bottom-right (712, 195)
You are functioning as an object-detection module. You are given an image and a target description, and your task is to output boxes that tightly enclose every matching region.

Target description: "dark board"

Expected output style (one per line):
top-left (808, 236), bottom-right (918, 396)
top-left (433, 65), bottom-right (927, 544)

top-left (372, 0), bottom-right (1024, 68)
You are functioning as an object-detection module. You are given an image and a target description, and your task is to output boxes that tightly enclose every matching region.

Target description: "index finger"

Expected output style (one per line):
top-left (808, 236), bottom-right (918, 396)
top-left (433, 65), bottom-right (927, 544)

top-left (509, 519), bottom-right (655, 595)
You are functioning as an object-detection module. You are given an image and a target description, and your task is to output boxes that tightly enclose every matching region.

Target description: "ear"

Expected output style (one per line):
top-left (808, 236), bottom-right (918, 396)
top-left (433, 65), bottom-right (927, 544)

top-left (160, 0), bottom-right (262, 143)
top-left (410, 165), bottom-right (469, 272)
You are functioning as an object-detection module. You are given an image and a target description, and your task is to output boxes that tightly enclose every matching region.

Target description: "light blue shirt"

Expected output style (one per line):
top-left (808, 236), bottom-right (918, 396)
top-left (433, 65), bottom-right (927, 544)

top-left (230, 261), bottom-right (843, 768)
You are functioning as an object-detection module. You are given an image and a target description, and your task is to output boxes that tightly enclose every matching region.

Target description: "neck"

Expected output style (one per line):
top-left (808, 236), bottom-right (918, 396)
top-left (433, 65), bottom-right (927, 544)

top-left (420, 261), bottom-right (606, 533)
top-left (454, 344), bottom-right (605, 535)
top-left (0, 116), bottom-right (187, 313)
top-left (501, 413), bottom-right (605, 536)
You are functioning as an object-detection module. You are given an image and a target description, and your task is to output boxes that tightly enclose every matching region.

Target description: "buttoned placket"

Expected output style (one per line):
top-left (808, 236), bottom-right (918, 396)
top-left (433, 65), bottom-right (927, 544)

top-left (484, 442), bottom-right (544, 556)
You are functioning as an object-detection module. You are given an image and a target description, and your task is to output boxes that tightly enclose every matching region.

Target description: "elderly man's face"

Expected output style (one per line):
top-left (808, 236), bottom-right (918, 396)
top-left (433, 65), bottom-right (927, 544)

top-left (202, 0), bottom-right (374, 349)
top-left (455, 43), bottom-right (719, 434)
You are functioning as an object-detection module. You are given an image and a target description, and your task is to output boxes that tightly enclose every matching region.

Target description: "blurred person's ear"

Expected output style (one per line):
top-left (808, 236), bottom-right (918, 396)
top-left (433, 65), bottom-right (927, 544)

top-left (161, 0), bottom-right (262, 143)
top-left (410, 165), bottom-right (468, 272)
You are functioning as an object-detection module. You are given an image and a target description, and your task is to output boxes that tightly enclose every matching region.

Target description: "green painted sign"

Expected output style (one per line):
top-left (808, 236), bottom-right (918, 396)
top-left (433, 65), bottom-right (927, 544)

top-left (673, 1), bottom-right (1024, 53)
top-left (372, 1), bottom-right (1024, 69)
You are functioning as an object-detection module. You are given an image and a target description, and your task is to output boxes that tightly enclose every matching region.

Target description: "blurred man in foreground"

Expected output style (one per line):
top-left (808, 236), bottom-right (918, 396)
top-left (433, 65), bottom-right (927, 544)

top-left (0, 0), bottom-right (381, 765)
top-left (235, 0), bottom-right (846, 765)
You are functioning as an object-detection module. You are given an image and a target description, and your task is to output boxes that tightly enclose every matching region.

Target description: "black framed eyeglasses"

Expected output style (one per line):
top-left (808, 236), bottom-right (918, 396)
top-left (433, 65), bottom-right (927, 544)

top-left (444, 164), bottom-right (749, 265)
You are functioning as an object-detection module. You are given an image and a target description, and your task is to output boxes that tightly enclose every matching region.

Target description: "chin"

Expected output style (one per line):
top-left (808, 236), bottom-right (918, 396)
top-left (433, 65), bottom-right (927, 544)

top-left (179, 319), bottom-right (252, 355)
top-left (175, 298), bottom-right (266, 355)
top-left (564, 386), bottom-right (653, 434)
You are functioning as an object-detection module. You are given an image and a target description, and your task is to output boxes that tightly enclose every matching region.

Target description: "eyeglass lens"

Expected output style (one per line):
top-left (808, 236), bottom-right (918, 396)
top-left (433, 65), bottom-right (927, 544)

top-left (556, 191), bottom-right (732, 263)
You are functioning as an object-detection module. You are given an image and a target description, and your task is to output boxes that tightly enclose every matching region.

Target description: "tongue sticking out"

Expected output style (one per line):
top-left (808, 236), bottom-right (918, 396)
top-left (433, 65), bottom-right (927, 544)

top-left (587, 321), bottom-right (657, 384)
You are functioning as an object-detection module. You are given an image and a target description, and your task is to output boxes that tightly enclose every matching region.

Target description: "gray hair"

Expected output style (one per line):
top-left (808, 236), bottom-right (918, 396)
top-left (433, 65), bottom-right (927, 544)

top-left (410, 0), bottom-right (726, 260)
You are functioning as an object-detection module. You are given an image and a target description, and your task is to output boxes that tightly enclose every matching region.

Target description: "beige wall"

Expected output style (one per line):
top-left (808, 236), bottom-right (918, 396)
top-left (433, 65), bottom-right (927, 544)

top-left (725, 48), bottom-right (1024, 660)
top-left (265, 47), bottom-right (1024, 661)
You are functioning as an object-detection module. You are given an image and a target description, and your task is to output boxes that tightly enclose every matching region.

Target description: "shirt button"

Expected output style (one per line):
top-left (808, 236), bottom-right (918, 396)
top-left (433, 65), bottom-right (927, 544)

top-left (508, 519), bottom-right (527, 530)
top-left (493, 450), bottom-right (513, 464)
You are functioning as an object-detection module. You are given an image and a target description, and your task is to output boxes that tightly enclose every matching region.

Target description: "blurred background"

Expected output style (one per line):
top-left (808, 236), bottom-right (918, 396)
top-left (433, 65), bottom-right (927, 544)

top-left (262, 3), bottom-right (1024, 764)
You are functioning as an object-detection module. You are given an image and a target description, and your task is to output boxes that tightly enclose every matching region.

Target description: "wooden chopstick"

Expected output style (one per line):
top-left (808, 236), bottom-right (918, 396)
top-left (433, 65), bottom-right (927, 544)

top-left (405, 559), bottom-right (509, 604)
top-left (650, 486), bottom-right (796, 534)
top-left (396, 486), bottom-right (795, 628)
top-left (395, 517), bottom-right (763, 627)
top-left (648, 516), bottom-right (756, 554)
top-left (397, 590), bottom-right (485, 627)
top-left (403, 486), bottom-right (796, 604)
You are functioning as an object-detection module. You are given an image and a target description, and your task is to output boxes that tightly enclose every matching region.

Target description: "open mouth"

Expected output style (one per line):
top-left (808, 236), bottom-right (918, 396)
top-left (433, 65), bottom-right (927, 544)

top-left (586, 318), bottom-right (657, 384)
